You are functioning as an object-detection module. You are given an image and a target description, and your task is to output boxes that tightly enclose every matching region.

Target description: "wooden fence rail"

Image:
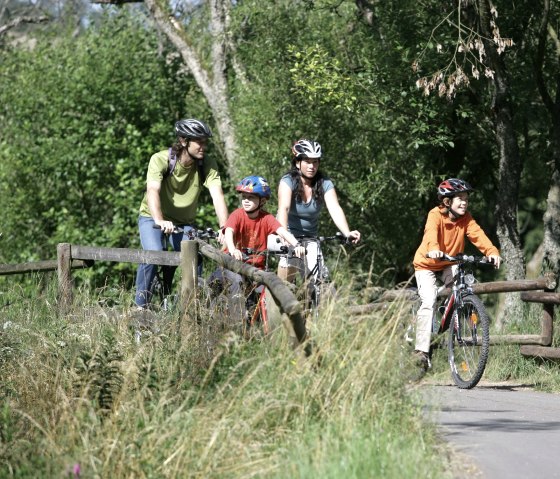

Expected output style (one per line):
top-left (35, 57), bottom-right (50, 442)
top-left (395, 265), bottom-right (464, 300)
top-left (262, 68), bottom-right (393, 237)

top-left (55, 241), bottom-right (309, 352)
top-left (2, 246), bottom-right (557, 359)
top-left (0, 258), bottom-right (91, 275)
top-left (347, 272), bottom-right (559, 360)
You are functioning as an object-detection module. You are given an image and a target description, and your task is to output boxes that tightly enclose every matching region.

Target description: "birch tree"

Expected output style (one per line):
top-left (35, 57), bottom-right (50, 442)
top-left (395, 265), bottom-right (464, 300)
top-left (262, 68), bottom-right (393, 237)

top-left (92, 0), bottom-right (239, 178)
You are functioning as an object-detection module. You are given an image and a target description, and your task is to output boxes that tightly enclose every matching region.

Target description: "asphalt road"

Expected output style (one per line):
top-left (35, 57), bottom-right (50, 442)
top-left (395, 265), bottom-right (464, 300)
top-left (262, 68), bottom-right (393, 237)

top-left (420, 382), bottom-right (560, 479)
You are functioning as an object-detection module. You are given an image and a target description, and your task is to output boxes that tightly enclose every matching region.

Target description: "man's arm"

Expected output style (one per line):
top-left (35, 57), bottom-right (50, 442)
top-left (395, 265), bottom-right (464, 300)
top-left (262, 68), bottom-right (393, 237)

top-left (208, 185), bottom-right (229, 242)
top-left (146, 180), bottom-right (175, 233)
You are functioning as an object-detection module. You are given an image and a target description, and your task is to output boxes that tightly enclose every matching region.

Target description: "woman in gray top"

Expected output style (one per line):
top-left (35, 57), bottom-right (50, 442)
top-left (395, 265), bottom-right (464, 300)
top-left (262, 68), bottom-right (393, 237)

top-left (276, 138), bottom-right (361, 283)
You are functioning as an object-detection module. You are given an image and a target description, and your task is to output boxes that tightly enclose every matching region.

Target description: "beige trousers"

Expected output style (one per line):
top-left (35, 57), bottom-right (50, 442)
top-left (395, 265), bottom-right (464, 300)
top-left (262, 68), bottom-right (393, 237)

top-left (414, 266), bottom-right (456, 353)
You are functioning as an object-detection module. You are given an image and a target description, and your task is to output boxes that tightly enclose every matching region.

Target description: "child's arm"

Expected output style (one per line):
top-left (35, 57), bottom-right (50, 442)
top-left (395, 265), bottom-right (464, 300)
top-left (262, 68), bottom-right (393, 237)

top-left (276, 227), bottom-right (306, 258)
top-left (224, 227), bottom-right (243, 261)
top-left (466, 219), bottom-right (501, 268)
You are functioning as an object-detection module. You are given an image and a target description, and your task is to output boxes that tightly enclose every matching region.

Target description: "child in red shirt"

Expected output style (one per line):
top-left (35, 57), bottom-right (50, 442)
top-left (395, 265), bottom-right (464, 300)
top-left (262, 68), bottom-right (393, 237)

top-left (224, 175), bottom-right (305, 266)
top-left (209, 176), bottom-right (305, 322)
top-left (412, 178), bottom-right (501, 372)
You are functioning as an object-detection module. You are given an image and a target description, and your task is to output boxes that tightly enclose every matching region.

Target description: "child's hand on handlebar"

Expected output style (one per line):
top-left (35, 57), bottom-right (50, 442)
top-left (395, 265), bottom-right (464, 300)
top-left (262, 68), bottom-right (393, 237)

top-left (229, 248), bottom-right (243, 261)
top-left (487, 255), bottom-right (502, 269)
top-left (426, 250), bottom-right (444, 259)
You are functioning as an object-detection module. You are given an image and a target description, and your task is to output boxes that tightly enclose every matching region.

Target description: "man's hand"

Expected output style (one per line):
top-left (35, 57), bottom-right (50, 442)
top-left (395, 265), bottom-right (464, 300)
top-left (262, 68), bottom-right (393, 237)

top-left (156, 219), bottom-right (175, 234)
top-left (217, 227), bottom-right (226, 245)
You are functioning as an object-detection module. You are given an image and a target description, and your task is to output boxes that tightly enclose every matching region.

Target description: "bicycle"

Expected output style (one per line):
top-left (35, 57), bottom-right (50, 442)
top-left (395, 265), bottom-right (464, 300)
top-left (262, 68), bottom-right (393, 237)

top-left (148, 225), bottom-right (218, 311)
top-left (409, 253), bottom-right (496, 389)
top-left (294, 232), bottom-right (349, 319)
top-left (207, 245), bottom-right (299, 338)
top-left (134, 226), bottom-right (219, 344)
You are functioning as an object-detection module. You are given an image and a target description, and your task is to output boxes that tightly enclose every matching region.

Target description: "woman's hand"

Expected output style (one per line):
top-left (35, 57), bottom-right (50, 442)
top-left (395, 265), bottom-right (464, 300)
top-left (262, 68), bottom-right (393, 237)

top-left (346, 230), bottom-right (361, 244)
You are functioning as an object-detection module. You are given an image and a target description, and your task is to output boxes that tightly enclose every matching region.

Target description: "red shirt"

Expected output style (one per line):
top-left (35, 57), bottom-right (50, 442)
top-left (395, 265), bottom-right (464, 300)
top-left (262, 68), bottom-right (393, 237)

top-left (225, 208), bottom-right (282, 268)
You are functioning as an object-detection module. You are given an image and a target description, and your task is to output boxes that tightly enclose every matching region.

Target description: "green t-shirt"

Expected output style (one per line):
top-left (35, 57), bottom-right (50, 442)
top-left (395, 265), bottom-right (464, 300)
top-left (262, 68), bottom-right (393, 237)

top-left (139, 149), bottom-right (222, 224)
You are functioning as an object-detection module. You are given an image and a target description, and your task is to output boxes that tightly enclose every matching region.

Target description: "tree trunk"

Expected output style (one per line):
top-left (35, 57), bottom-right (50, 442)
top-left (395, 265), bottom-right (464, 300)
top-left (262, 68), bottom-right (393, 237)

top-left (534, 0), bottom-right (560, 288)
top-left (475, 0), bottom-right (526, 326)
top-left (126, 0), bottom-right (239, 179)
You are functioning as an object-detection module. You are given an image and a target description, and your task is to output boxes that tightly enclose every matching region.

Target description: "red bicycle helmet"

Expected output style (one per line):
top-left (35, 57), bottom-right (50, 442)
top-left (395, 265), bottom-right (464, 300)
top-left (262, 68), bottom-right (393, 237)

top-left (437, 178), bottom-right (474, 198)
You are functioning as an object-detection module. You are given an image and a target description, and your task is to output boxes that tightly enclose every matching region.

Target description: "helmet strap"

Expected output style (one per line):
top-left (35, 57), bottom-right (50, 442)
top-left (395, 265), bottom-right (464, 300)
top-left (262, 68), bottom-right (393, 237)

top-left (444, 197), bottom-right (462, 220)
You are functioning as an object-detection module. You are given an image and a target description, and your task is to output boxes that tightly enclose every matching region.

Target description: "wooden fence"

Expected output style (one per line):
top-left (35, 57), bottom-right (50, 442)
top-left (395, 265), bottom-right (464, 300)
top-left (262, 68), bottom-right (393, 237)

top-left (347, 273), bottom-right (560, 360)
top-left (1, 245), bottom-right (558, 359)
top-left (58, 241), bottom-right (309, 352)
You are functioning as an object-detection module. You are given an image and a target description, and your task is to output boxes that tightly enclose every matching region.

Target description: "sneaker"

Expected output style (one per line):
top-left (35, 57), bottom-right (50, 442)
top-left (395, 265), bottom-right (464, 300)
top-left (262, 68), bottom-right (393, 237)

top-left (413, 350), bottom-right (431, 372)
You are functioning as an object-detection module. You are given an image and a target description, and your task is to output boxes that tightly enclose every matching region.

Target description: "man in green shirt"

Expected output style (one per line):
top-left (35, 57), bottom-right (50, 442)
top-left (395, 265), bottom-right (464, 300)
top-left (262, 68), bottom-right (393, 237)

top-left (135, 118), bottom-right (229, 309)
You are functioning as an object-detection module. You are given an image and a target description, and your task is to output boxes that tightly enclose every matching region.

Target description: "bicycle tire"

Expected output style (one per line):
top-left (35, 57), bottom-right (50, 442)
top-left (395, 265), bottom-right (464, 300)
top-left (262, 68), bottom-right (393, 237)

top-left (447, 294), bottom-right (490, 389)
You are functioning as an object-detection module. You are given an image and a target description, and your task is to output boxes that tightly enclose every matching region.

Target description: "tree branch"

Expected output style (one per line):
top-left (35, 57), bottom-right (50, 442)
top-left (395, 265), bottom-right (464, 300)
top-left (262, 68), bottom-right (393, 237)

top-left (0, 15), bottom-right (50, 36)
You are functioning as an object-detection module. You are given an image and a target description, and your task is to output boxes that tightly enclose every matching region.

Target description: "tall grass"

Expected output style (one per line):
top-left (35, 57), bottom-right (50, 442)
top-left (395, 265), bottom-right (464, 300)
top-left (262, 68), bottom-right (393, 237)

top-left (1, 278), bottom-right (451, 478)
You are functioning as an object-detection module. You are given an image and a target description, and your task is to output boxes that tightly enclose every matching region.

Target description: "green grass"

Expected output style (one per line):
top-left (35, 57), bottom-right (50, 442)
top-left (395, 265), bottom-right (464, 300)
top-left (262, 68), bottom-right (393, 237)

top-left (0, 279), bottom-right (453, 478)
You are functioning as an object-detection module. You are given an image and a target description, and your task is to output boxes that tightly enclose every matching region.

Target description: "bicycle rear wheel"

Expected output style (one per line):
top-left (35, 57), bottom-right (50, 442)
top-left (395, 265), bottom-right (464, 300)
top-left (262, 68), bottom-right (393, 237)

top-left (447, 294), bottom-right (490, 389)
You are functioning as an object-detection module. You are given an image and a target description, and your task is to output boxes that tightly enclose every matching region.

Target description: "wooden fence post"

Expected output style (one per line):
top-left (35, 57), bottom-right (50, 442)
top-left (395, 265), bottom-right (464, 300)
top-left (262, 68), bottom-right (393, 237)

top-left (57, 243), bottom-right (72, 314)
top-left (180, 240), bottom-right (198, 315)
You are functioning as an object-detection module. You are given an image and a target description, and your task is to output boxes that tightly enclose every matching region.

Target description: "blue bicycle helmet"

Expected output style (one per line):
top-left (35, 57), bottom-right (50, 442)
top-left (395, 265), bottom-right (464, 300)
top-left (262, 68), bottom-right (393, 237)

top-left (236, 175), bottom-right (271, 198)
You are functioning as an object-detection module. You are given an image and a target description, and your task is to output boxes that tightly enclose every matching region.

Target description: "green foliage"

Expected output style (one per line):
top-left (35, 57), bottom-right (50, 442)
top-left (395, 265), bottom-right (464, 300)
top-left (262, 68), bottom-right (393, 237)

top-left (0, 10), bottom-right (209, 287)
top-left (288, 43), bottom-right (357, 110)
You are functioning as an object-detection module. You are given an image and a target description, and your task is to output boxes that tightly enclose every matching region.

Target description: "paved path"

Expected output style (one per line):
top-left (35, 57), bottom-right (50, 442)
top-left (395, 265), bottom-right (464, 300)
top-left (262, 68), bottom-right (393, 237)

top-left (420, 382), bottom-right (560, 478)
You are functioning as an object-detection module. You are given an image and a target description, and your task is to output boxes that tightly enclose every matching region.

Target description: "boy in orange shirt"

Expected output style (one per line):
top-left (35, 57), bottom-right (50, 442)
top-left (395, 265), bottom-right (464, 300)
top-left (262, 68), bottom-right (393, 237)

top-left (412, 178), bottom-right (501, 372)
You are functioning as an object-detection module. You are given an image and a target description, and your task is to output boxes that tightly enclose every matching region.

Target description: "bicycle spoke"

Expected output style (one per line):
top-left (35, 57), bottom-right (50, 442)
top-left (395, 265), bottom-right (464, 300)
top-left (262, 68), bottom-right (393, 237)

top-left (448, 295), bottom-right (490, 389)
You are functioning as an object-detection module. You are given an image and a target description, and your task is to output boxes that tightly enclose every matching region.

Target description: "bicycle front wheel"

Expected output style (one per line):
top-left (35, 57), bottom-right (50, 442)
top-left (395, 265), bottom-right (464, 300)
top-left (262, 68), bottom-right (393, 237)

top-left (447, 294), bottom-right (490, 389)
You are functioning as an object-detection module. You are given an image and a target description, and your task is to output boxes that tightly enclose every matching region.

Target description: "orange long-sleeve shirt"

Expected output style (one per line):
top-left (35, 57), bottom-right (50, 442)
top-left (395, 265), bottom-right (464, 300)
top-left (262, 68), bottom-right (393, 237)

top-left (413, 206), bottom-right (500, 271)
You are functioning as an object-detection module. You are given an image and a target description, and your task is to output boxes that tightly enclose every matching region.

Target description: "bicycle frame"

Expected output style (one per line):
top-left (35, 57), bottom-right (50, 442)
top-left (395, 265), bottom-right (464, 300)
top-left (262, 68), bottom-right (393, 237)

top-left (436, 264), bottom-right (473, 334)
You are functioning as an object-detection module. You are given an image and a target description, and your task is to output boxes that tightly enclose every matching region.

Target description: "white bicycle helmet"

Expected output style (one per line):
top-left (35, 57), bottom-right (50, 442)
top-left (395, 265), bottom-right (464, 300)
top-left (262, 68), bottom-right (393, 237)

top-left (292, 139), bottom-right (322, 159)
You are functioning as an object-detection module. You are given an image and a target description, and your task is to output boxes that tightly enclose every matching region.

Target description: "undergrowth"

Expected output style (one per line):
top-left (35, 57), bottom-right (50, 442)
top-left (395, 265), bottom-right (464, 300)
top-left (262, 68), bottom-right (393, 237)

top-left (0, 278), bottom-right (451, 478)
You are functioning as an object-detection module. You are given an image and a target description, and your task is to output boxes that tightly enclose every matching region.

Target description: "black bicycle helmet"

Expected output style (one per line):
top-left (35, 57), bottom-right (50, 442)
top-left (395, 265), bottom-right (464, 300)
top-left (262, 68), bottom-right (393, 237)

top-left (174, 119), bottom-right (213, 139)
top-left (437, 178), bottom-right (474, 198)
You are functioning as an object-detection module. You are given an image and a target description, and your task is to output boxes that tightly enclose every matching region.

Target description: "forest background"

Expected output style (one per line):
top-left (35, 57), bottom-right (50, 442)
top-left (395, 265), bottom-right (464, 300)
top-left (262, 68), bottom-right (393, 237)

top-left (1, 0), bottom-right (559, 320)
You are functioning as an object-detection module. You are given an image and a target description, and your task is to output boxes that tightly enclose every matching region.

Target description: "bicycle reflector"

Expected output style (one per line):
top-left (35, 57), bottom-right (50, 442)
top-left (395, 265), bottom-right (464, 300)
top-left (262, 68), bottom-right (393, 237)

top-left (471, 312), bottom-right (479, 325)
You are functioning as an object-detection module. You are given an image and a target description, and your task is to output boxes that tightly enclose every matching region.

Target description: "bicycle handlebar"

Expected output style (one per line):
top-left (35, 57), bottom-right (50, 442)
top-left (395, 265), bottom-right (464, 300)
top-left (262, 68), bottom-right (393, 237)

top-left (296, 231), bottom-right (353, 245)
top-left (436, 253), bottom-right (497, 265)
top-left (152, 225), bottom-right (219, 239)
top-left (240, 246), bottom-right (300, 262)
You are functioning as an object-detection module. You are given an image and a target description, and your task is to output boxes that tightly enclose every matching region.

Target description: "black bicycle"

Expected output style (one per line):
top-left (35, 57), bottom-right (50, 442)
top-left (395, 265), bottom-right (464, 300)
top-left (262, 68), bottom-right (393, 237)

top-left (149, 225), bottom-right (218, 311)
top-left (425, 253), bottom-right (495, 389)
